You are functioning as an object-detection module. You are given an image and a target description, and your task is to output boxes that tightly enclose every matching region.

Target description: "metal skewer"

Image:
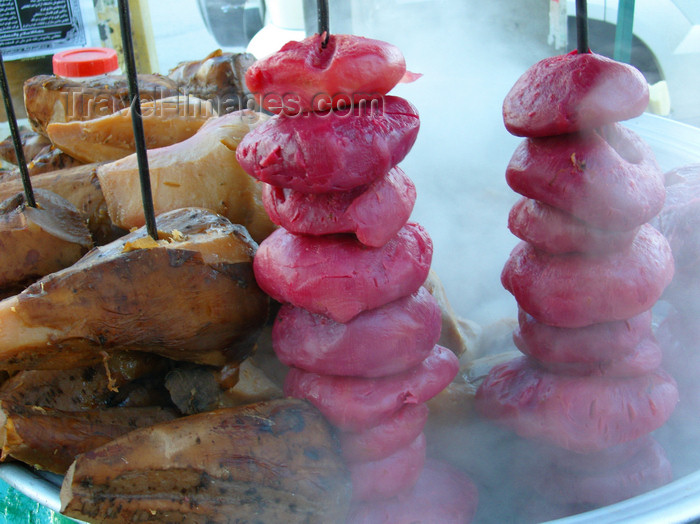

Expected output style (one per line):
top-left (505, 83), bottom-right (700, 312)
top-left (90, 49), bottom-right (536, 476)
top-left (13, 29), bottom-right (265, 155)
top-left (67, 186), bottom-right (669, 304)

top-left (117, 0), bottom-right (158, 240)
top-left (0, 49), bottom-right (36, 208)
top-left (575, 0), bottom-right (590, 53)
top-left (317, 0), bottom-right (330, 48)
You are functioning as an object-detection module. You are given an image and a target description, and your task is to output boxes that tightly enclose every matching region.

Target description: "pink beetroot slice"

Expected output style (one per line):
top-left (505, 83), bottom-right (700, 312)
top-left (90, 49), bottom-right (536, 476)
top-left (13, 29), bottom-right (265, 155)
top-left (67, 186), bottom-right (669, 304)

top-left (503, 50), bottom-right (648, 137)
top-left (475, 356), bottom-right (678, 453)
top-left (348, 433), bottom-right (426, 502)
top-left (245, 33), bottom-right (409, 114)
top-left (284, 345), bottom-right (458, 432)
top-left (272, 287), bottom-right (440, 378)
top-left (506, 123), bottom-right (664, 232)
top-left (236, 95), bottom-right (420, 193)
top-left (532, 436), bottom-right (672, 507)
top-left (254, 223), bottom-right (432, 323)
top-left (263, 166), bottom-right (416, 248)
top-left (508, 197), bottom-right (638, 255)
top-left (501, 224), bottom-right (674, 328)
top-left (340, 404), bottom-right (429, 464)
top-left (531, 335), bottom-right (662, 378)
top-left (346, 459), bottom-right (478, 524)
top-left (514, 307), bottom-right (653, 364)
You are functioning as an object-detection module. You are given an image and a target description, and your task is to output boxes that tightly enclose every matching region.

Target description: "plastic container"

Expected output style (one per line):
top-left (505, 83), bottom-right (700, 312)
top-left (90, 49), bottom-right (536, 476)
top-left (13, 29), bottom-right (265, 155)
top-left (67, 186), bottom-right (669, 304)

top-left (52, 47), bottom-right (120, 80)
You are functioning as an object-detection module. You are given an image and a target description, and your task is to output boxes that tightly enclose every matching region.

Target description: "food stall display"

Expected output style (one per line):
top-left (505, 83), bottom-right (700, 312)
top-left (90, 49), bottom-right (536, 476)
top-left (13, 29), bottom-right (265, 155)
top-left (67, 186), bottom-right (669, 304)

top-left (0, 0), bottom-right (699, 522)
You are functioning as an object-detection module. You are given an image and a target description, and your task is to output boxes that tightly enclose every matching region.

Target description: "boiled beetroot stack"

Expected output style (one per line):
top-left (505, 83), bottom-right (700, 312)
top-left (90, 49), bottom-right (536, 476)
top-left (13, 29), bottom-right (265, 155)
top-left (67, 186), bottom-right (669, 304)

top-left (237, 34), bottom-right (477, 522)
top-left (475, 50), bottom-right (679, 510)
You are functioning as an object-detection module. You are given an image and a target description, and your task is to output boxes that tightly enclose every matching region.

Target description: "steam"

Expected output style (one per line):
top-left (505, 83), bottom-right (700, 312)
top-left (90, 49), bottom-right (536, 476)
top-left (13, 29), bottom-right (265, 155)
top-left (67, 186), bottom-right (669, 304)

top-left (344, 1), bottom-right (700, 523)
top-left (347, 0), bottom-right (554, 326)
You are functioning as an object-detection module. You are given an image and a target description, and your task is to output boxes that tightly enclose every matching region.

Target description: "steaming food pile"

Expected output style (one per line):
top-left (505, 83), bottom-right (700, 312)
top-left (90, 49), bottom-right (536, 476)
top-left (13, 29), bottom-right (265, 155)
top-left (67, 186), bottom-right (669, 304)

top-left (0, 51), bottom-right (359, 523)
top-left (1, 25), bottom-right (697, 522)
top-left (0, 38), bottom-right (484, 522)
top-left (475, 50), bottom-right (680, 509)
top-left (236, 33), bottom-right (478, 522)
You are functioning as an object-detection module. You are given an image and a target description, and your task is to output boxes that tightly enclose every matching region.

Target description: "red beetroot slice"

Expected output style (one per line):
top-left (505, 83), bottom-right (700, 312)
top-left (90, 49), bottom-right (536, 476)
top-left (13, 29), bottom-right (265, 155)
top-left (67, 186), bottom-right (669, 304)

top-left (506, 123), bottom-right (664, 231)
top-left (254, 223), bottom-right (432, 323)
top-left (340, 404), bottom-right (429, 464)
top-left (503, 50), bottom-right (649, 137)
top-left (262, 166), bottom-right (416, 248)
top-left (284, 345), bottom-right (459, 432)
top-left (236, 96), bottom-right (420, 193)
top-left (273, 287), bottom-right (440, 377)
top-left (501, 224), bottom-right (674, 328)
top-left (515, 308), bottom-right (653, 364)
top-left (654, 164), bottom-right (700, 273)
top-left (348, 433), bottom-right (426, 502)
top-left (475, 356), bottom-right (679, 453)
top-left (532, 335), bottom-right (662, 378)
top-left (245, 33), bottom-right (410, 114)
top-left (508, 197), bottom-right (638, 255)
top-left (532, 437), bottom-right (672, 507)
top-left (346, 459), bottom-right (478, 524)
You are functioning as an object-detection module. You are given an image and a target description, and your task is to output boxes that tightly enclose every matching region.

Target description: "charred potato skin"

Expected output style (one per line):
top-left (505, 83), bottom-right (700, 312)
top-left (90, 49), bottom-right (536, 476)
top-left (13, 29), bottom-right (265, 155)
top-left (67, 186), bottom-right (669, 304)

top-left (61, 399), bottom-right (352, 523)
top-left (0, 208), bottom-right (270, 371)
top-left (0, 352), bottom-right (172, 410)
top-left (0, 163), bottom-right (123, 246)
top-left (0, 352), bottom-right (177, 474)
top-left (8, 249), bottom-right (267, 369)
top-left (23, 74), bottom-right (180, 135)
top-left (0, 189), bottom-right (92, 291)
top-left (0, 401), bottom-right (177, 474)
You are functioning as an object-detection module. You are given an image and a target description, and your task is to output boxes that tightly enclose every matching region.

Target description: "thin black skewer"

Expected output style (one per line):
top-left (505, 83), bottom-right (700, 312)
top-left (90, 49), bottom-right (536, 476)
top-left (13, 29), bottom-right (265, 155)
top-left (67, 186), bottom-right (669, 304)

top-left (317, 0), bottom-right (330, 48)
top-left (575, 0), bottom-right (590, 53)
top-left (117, 0), bottom-right (158, 240)
top-left (0, 49), bottom-right (36, 208)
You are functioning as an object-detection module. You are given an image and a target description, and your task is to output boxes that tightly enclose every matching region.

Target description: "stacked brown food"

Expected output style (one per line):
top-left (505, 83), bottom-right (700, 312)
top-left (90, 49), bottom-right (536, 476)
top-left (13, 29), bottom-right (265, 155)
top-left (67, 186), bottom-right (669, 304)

top-left (0, 50), bottom-right (362, 522)
top-left (236, 33), bottom-right (478, 522)
top-left (476, 50), bottom-right (679, 510)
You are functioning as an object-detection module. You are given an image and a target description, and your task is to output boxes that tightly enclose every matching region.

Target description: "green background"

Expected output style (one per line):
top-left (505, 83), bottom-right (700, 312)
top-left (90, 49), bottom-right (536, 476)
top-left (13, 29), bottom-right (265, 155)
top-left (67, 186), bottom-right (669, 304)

top-left (0, 480), bottom-right (71, 523)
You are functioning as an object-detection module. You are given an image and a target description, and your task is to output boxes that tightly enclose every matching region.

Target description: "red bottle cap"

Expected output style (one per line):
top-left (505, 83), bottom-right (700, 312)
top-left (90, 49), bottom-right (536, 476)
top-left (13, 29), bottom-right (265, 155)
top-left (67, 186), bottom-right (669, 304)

top-left (52, 47), bottom-right (119, 77)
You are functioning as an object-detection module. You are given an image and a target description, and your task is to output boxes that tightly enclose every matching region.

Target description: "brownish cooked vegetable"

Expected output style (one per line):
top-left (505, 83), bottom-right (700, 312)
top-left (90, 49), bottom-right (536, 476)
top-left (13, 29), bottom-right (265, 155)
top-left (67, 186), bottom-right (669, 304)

top-left (60, 398), bottom-right (352, 524)
top-left (25, 146), bottom-right (85, 176)
top-left (0, 207), bottom-right (269, 371)
top-left (0, 127), bottom-right (50, 165)
top-left (164, 358), bottom-right (282, 415)
top-left (97, 110), bottom-right (276, 244)
top-left (46, 96), bottom-right (216, 164)
top-left (0, 351), bottom-right (173, 410)
top-left (24, 50), bottom-right (254, 137)
top-left (0, 402), bottom-right (178, 474)
top-left (23, 74), bottom-right (180, 136)
top-left (168, 50), bottom-right (255, 111)
top-left (0, 163), bottom-right (123, 245)
top-left (0, 189), bottom-right (92, 292)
